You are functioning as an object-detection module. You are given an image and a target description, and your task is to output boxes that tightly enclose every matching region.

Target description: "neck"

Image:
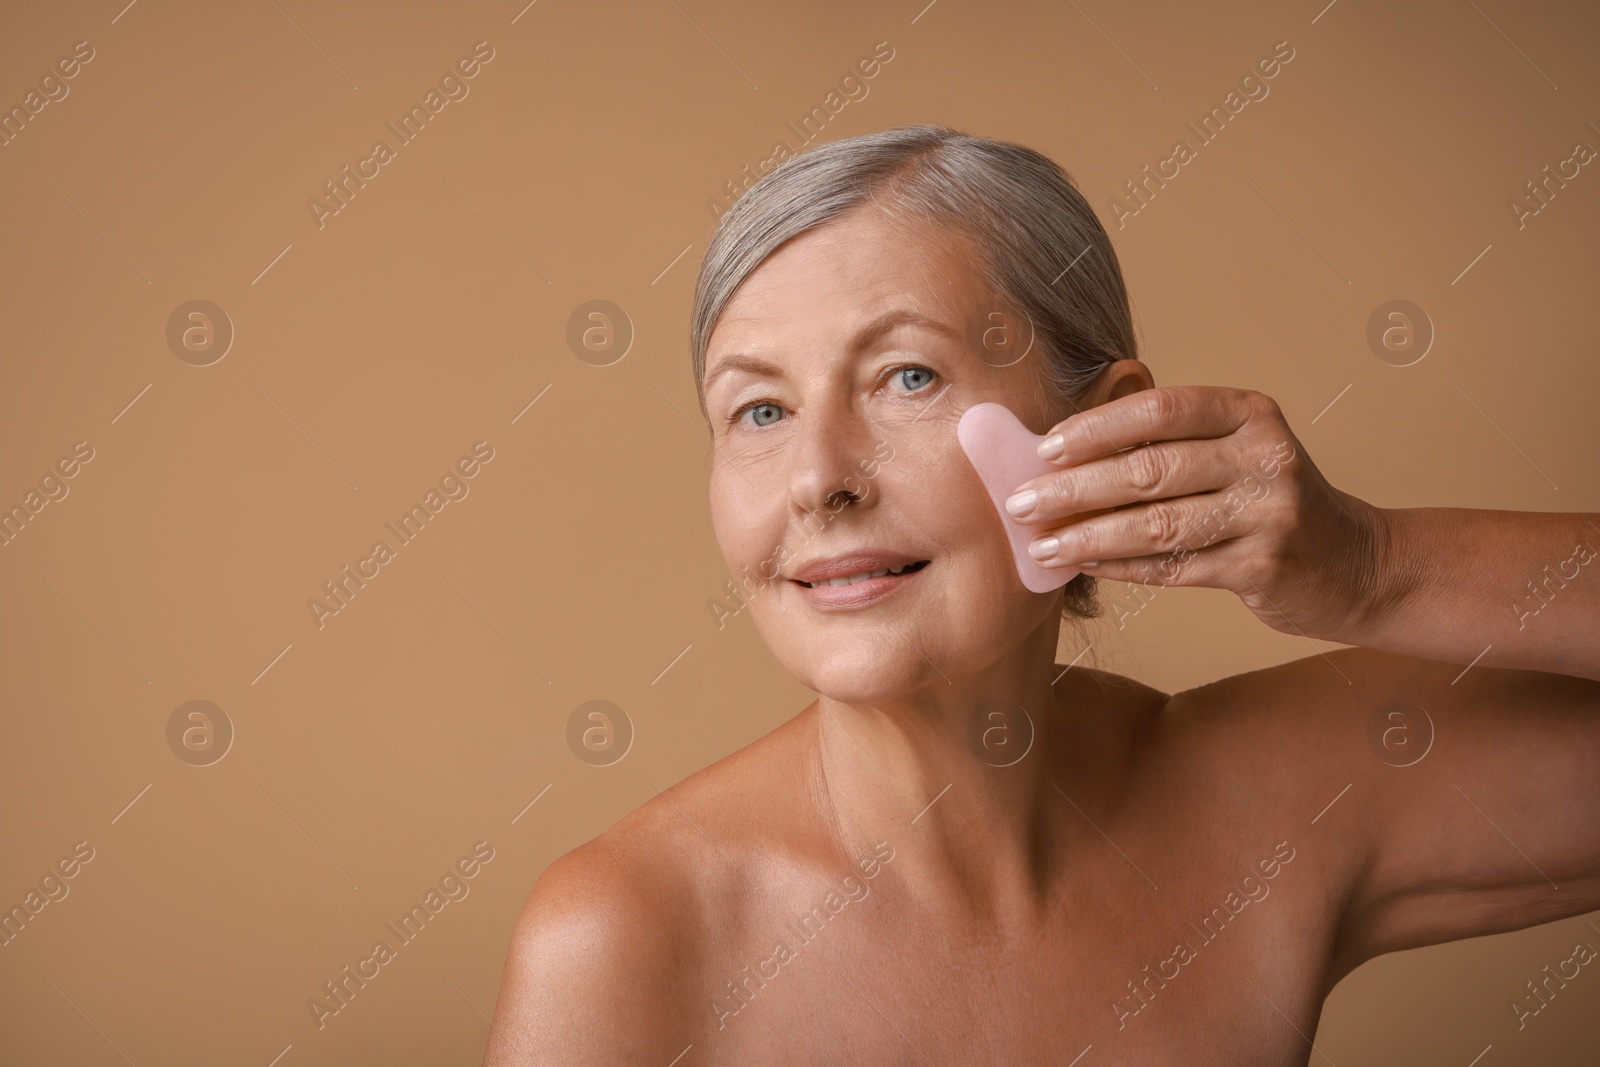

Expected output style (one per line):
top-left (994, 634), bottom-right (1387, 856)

top-left (811, 612), bottom-right (1103, 923)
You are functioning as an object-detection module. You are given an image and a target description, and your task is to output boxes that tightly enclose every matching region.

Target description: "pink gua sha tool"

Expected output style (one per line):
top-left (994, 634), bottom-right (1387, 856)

top-left (957, 402), bottom-right (1081, 594)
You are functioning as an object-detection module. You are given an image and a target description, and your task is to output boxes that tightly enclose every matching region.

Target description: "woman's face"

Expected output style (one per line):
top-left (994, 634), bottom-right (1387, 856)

top-left (703, 207), bottom-right (1074, 703)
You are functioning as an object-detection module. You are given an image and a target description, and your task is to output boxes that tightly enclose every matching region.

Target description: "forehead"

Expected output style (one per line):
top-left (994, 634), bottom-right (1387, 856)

top-left (707, 209), bottom-right (989, 354)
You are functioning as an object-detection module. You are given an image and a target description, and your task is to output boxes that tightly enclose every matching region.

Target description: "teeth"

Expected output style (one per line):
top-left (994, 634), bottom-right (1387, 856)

top-left (812, 565), bottom-right (908, 587)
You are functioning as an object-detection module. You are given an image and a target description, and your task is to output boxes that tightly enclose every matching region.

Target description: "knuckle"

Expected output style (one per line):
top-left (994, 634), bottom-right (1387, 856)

top-left (1125, 445), bottom-right (1167, 496)
top-left (1074, 520), bottom-right (1108, 560)
top-left (1140, 500), bottom-right (1186, 548)
top-left (1144, 387), bottom-right (1185, 428)
top-left (1246, 388), bottom-right (1284, 423)
top-left (1036, 476), bottom-right (1072, 514)
top-left (1258, 550), bottom-right (1293, 589)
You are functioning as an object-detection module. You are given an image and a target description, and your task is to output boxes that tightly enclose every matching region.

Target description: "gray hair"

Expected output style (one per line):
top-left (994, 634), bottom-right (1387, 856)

top-left (689, 123), bottom-right (1139, 621)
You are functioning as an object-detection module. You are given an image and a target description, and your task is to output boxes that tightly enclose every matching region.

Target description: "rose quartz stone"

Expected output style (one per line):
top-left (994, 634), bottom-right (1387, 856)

top-left (957, 402), bottom-right (1081, 593)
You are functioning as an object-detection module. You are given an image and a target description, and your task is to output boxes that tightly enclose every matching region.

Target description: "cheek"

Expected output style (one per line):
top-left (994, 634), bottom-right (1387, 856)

top-left (885, 435), bottom-right (1000, 549)
top-left (709, 468), bottom-right (782, 573)
top-left (889, 441), bottom-right (1041, 610)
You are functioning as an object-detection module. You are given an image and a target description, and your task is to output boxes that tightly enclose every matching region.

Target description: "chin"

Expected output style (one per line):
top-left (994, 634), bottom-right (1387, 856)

top-left (812, 672), bottom-right (931, 706)
top-left (779, 634), bottom-right (941, 704)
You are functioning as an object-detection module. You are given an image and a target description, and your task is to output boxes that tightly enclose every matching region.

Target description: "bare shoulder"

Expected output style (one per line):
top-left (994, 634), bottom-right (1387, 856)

top-left (1171, 647), bottom-right (1600, 959)
top-left (1144, 645), bottom-right (1424, 756)
top-left (1053, 661), bottom-right (1170, 739)
top-left (481, 825), bottom-right (696, 1064)
top-left (1130, 646), bottom-right (1598, 980)
top-left (483, 711), bottom-right (822, 1065)
top-left (1141, 643), bottom-right (1572, 779)
top-left (1128, 647), bottom-right (1423, 814)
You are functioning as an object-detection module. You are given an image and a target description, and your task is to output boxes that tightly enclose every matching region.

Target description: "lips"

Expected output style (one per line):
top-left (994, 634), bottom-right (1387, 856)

top-left (789, 553), bottom-right (931, 587)
top-left (784, 553), bottom-right (932, 611)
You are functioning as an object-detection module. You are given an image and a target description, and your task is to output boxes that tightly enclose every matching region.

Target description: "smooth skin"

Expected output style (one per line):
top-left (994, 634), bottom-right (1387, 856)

top-left (482, 206), bottom-right (1600, 1066)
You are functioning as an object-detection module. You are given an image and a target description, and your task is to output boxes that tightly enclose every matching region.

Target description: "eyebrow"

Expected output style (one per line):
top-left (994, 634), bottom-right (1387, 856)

top-left (704, 308), bottom-right (962, 392)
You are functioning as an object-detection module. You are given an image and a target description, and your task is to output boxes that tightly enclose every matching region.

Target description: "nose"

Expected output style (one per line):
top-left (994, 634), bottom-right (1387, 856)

top-left (787, 401), bottom-right (875, 528)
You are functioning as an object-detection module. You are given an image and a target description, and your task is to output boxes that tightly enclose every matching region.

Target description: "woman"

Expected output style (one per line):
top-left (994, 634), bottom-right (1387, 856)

top-left (483, 124), bottom-right (1600, 1065)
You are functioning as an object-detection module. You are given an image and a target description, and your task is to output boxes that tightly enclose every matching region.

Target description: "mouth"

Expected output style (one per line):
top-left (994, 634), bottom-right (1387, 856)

top-left (786, 556), bottom-right (931, 610)
top-left (795, 559), bottom-right (930, 588)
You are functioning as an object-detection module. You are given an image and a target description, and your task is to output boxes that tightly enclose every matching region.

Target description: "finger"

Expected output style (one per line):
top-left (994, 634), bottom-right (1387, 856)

top-left (1071, 544), bottom-right (1226, 589)
top-left (1024, 487), bottom-right (1266, 569)
top-left (1038, 385), bottom-right (1268, 466)
top-left (1005, 438), bottom-right (1238, 525)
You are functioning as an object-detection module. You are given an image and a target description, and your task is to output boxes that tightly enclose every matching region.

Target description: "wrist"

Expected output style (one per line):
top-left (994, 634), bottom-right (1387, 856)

top-left (1331, 497), bottom-right (1419, 644)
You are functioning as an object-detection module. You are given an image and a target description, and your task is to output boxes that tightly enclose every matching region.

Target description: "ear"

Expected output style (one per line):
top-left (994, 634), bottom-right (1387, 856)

top-left (1081, 359), bottom-right (1155, 409)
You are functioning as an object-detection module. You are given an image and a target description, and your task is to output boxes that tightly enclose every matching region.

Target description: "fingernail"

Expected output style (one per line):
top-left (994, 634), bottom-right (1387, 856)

top-left (1005, 490), bottom-right (1038, 517)
top-left (1028, 537), bottom-right (1059, 561)
top-left (1037, 434), bottom-right (1065, 461)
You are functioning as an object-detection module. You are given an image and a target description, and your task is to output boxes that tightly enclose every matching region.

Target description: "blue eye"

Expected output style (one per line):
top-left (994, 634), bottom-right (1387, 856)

top-left (730, 401), bottom-right (784, 428)
top-left (726, 366), bottom-right (935, 430)
top-left (895, 366), bottom-right (935, 391)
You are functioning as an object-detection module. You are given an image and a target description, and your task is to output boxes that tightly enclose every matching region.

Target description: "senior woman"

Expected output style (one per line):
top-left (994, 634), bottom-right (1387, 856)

top-left (483, 124), bottom-right (1600, 1065)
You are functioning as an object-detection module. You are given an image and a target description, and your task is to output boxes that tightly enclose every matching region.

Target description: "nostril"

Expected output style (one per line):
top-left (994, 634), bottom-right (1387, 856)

top-left (825, 487), bottom-right (862, 509)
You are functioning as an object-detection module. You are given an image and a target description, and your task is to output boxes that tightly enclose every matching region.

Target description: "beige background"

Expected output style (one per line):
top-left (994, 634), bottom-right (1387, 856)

top-left (1, 0), bottom-right (1597, 1063)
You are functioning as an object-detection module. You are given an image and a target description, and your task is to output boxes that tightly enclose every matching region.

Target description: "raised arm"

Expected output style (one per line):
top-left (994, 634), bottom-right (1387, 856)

top-left (1276, 647), bottom-right (1600, 982)
top-left (1004, 383), bottom-right (1600, 681)
top-left (1346, 507), bottom-right (1599, 681)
